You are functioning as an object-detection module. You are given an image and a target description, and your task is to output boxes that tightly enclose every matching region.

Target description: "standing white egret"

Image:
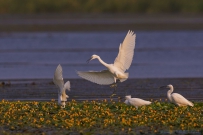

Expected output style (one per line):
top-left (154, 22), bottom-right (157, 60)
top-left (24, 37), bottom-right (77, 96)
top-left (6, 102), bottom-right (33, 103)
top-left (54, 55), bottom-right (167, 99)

top-left (53, 64), bottom-right (71, 108)
top-left (160, 84), bottom-right (193, 107)
top-left (124, 95), bottom-right (152, 109)
top-left (77, 30), bottom-right (136, 95)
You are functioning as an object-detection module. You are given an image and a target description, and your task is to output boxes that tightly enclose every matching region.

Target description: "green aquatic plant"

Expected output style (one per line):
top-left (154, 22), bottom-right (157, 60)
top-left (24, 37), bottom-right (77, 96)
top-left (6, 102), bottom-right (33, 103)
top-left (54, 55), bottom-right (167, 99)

top-left (0, 99), bottom-right (202, 134)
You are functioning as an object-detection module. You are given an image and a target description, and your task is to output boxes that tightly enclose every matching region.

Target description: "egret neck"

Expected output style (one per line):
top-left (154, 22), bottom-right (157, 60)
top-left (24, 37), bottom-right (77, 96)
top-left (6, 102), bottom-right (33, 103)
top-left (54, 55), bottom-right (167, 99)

top-left (125, 95), bottom-right (131, 100)
top-left (96, 56), bottom-right (109, 68)
top-left (167, 86), bottom-right (173, 102)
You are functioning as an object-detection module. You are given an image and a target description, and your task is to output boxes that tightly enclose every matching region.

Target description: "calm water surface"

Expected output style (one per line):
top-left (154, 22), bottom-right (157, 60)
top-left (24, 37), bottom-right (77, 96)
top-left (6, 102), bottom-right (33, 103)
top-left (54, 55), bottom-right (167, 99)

top-left (0, 31), bottom-right (203, 79)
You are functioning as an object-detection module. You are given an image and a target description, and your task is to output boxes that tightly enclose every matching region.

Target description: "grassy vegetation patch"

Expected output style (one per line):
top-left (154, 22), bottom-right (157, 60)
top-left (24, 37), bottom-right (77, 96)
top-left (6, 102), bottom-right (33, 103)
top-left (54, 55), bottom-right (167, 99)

top-left (0, 99), bottom-right (203, 134)
top-left (0, 0), bottom-right (203, 14)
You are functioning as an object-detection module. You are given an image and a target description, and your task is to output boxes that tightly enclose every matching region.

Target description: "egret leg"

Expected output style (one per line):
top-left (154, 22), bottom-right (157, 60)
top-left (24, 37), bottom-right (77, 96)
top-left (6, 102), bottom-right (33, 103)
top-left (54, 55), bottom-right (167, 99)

top-left (110, 80), bottom-right (120, 97)
top-left (110, 83), bottom-right (117, 97)
top-left (112, 84), bottom-right (117, 96)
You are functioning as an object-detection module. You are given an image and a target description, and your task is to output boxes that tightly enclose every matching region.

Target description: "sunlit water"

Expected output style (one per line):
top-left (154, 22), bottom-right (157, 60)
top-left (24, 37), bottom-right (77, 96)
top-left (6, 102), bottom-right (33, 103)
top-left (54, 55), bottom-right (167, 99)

top-left (0, 31), bottom-right (203, 79)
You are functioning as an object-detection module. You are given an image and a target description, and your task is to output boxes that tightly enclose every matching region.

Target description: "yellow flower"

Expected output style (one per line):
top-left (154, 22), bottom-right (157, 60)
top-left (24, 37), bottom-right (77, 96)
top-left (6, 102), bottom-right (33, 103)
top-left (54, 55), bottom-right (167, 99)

top-left (40, 118), bottom-right (44, 122)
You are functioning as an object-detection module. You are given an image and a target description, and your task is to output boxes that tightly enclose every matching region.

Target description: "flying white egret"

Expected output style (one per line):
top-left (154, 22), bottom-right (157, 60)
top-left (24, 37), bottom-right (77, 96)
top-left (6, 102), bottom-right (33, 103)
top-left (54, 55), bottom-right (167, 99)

top-left (53, 64), bottom-right (71, 108)
top-left (160, 84), bottom-right (194, 107)
top-left (124, 95), bottom-right (152, 109)
top-left (77, 30), bottom-right (136, 95)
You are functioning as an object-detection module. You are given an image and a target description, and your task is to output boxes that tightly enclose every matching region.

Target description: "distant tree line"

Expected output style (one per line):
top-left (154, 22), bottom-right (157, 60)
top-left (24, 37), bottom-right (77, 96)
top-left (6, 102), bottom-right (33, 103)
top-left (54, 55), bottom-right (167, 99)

top-left (0, 0), bottom-right (203, 14)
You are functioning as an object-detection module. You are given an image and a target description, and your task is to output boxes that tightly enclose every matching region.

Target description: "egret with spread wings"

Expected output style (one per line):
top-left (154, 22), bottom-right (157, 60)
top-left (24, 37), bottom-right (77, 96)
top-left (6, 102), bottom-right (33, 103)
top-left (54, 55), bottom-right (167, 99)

top-left (53, 64), bottom-right (71, 108)
top-left (77, 30), bottom-right (136, 95)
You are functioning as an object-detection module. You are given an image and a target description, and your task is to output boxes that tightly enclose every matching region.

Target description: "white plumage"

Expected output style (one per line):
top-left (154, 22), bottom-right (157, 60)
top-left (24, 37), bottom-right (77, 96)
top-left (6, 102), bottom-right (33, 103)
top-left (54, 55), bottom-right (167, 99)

top-left (124, 95), bottom-right (152, 109)
top-left (77, 70), bottom-right (114, 85)
top-left (53, 64), bottom-right (71, 108)
top-left (77, 30), bottom-right (136, 85)
top-left (164, 84), bottom-right (193, 107)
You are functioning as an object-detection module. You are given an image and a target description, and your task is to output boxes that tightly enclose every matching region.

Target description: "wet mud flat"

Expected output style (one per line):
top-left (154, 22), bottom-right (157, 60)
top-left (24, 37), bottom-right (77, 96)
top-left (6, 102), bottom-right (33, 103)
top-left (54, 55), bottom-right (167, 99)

top-left (1, 14), bottom-right (203, 32)
top-left (0, 78), bottom-right (202, 102)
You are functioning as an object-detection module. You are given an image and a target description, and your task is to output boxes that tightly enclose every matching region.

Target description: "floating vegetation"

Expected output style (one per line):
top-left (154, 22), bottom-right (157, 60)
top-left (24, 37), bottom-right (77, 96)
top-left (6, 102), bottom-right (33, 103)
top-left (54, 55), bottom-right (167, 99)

top-left (0, 99), bottom-right (203, 134)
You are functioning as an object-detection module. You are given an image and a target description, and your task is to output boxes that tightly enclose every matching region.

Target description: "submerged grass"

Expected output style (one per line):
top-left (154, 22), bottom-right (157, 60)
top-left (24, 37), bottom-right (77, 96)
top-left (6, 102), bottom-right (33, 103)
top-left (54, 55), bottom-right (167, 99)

top-left (0, 99), bottom-right (203, 134)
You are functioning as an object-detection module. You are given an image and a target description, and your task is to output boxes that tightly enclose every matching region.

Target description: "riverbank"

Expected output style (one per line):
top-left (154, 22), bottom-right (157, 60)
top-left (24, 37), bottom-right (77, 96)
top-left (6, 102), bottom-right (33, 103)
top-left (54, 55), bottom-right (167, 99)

top-left (1, 14), bottom-right (203, 32)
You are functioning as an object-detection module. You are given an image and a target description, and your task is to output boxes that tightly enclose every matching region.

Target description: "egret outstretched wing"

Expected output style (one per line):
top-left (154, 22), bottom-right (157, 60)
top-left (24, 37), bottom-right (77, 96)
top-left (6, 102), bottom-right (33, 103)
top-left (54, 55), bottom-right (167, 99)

top-left (77, 70), bottom-right (114, 85)
top-left (53, 64), bottom-right (64, 91)
top-left (114, 30), bottom-right (136, 72)
top-left (64, 81), bottom-right (71, 91)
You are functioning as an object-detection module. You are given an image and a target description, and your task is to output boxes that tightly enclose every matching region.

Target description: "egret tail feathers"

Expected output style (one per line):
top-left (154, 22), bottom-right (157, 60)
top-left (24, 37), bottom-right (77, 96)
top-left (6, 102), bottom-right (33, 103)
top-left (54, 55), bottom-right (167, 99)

top-left (119, 73), bottom-right (129, 82)
top-left (188, 101), bottom-right (194, 107)
top-left (145, 101), bottom-right (152, 105)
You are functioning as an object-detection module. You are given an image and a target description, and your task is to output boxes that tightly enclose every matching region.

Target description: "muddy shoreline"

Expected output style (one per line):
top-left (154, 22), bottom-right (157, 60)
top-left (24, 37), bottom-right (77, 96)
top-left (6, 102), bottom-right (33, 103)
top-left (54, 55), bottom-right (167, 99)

top-left (0, 78), bottom-right (203, 101)
top-left (1, 14), bottom-right (203, 32)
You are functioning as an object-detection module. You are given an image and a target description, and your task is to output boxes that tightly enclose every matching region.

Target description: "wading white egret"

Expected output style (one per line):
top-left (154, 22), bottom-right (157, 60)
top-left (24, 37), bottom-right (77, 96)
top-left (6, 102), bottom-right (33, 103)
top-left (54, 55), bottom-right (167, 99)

top-left (53, 64), bottom-right (71, 108)
top-left (160, 84), bottom-right (194, 107)
top-left (124, 95), bottom-right (152, 109)
top-left (77, 30), bottom-right (136, 95)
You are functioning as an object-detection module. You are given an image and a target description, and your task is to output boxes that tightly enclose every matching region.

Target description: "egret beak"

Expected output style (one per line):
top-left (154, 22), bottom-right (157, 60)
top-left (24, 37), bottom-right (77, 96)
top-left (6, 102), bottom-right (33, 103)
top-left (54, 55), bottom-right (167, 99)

top-left (86, 57), bottom-right (93, 63)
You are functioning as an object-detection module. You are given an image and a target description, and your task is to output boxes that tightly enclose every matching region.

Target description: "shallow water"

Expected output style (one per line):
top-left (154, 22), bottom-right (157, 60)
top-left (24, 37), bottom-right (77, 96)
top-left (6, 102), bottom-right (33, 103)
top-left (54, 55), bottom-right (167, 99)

top-left (0, 31), bottom-right (203, 79)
